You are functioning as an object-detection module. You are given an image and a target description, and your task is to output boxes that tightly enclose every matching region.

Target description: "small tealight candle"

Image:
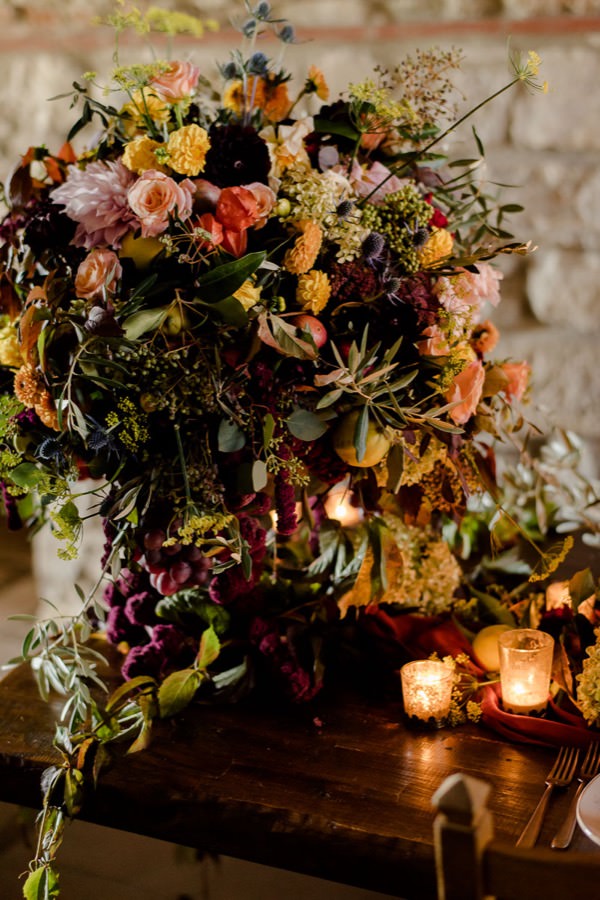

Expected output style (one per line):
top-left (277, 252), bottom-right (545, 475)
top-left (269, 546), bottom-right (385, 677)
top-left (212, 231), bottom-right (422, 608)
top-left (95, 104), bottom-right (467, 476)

top-left (323, 482), bottom-right (363, 527)
top-left (498, 628), bottom-right (554, 716)
top-left (400, 660), bottom-right (454, 727)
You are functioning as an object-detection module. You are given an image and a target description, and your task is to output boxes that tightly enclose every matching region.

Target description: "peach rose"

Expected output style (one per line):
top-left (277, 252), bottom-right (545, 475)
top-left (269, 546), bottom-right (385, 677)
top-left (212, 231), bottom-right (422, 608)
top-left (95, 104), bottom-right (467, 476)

top-left (244, 182), bottom-right (276, 228)
top-left (216, 186), bottom-right (259, 232)
top-left (75, 249), bottom-right (122, 300)
top-left (445, 359), bottom-right (485, 425)
top-left (150, 61), bottom-right (200, 103)
top-left (500, 361), bottom-right (531, 401)
top-left (416, 324), bottom-right (451, 357)
top-left (127, 170), bottom-right (196, 238)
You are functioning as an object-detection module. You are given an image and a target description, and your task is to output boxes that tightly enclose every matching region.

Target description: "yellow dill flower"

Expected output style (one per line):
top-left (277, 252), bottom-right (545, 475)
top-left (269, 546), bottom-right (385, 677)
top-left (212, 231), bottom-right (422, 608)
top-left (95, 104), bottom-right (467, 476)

top-left (0, 321), bottom-right (22, 368)
top-left (145, 8), bottom-right (218, 37)
top-left (296, 269), bottom-right (331, 314)
top-left (283, 220), bottom-right (323, 274)
top-left (121, 88), bottom-right (170, 135)
top-left (106, 398), bottom-right (149, 452)
top-left (166, 124), bottom-right (211, 176)
top-left (419, 227), bottom-right (454, 268)
top-left (526, 50), bottom-right (542, 77)
top-left (306, 66), bottom-right (329, 101)
top-left (233, 279), bottom-right (262, 311)
top-left (122, 135), bottom-right (168, 174)
top-left (164, 513), bottom-right (235, 546)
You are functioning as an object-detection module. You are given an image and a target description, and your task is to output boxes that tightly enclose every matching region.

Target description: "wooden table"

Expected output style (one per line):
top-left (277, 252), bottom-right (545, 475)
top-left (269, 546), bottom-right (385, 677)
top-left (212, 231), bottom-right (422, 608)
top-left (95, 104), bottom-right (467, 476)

top-left (0, 651), bottom-right (597, 899)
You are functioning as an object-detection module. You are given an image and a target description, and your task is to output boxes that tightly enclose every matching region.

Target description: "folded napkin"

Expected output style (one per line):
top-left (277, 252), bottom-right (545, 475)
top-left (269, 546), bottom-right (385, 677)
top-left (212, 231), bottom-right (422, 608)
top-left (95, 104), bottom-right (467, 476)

top-left (361, 607), bottom-right (600, 749)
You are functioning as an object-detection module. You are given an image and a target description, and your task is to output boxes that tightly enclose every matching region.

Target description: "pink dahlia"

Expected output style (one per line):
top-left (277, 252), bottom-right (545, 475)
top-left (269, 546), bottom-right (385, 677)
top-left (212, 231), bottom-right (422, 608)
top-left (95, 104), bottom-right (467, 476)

top-left (51, 159), bottom-right (138, 249)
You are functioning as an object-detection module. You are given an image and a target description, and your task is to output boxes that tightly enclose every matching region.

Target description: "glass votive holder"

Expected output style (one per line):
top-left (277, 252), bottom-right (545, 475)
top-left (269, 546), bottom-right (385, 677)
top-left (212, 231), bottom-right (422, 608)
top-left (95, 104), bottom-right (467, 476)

top-left (498, 628), bottom-right (554, 716)
top-left (400, 660), bottom-right (454, 728)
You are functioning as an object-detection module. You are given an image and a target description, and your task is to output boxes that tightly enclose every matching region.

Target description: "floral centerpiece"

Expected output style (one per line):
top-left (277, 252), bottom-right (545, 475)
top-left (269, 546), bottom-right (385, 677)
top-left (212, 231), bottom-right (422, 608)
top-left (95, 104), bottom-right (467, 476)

top-left (0, 3), bottom-right (598, 895)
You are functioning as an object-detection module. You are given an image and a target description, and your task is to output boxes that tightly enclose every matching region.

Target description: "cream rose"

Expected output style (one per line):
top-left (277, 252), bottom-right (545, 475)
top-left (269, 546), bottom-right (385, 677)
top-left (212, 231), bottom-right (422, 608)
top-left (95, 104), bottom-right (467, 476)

top-left (127, 170), bottom-right (196, 238)
top-left (150, 61), bottom-right (200, 102)
top-left (75, 249), bottom-right (122, 300)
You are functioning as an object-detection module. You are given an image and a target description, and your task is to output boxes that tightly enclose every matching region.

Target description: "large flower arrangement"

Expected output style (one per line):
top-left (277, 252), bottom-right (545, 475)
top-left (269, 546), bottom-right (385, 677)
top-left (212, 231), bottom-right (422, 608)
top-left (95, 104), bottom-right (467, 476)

top-left (1, 3), bottom-right (598, 894)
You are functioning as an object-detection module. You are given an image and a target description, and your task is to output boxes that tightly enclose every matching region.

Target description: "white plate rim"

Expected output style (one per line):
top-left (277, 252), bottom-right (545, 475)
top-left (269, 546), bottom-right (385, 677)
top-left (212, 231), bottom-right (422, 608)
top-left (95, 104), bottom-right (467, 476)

top-left (576, 771), bottom-right (600, 846)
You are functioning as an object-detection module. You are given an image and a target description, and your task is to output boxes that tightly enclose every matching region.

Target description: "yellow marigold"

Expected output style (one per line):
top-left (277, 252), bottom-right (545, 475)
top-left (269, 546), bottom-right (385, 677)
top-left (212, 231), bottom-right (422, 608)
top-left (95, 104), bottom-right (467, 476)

top-left (121, 89), bottom-right (170, 135)
top-left (14, 364), bottom-right (42, 407)
top-left (122, 135), bottom-right (168, 174)
top-left (419, 227), bottom-right (454, 268)
top-left (283, 220), bottom-right (323, 274)
top-left (0, 322), bottom-right (22, 368)
top-left (233, 279), bottom-right (262, 311)
top-left (306, 65), bottom-right (329, 101)
top-left (223, 76), bottom-right (290, 123)
top-left (296, 269), bottom-right (331, 314)
top-left (166, 124), bottom-right (211, 176)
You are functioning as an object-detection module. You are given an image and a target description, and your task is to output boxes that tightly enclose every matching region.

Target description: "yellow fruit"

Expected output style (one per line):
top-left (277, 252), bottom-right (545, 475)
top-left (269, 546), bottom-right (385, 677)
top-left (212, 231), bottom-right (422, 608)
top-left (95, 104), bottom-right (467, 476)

top-left (119, 232), bottom-right (164, 269)
top-left (472, 624), bottom-right (512, 672)
top-left (332, 410), bottom-right (391, 468)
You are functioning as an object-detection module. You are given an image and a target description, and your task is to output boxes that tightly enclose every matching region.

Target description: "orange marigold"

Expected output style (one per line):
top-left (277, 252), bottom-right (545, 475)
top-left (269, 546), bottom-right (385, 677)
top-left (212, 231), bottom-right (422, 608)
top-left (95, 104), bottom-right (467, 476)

top-left (283, 220), bottom-right (323, 275)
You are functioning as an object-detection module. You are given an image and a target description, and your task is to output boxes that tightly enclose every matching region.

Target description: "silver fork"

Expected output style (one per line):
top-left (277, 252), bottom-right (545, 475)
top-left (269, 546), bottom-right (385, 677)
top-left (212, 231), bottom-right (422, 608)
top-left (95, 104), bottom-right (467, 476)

top-left (516, 745), bottom-right (580, 848)
top-left (551, 741), bottom-right (600, 850)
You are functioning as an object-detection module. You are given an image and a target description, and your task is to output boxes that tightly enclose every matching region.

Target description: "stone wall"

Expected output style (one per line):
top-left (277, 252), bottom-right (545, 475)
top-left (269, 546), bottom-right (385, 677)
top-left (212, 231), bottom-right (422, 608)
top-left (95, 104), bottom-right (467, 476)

top-left (0, 0), bottom-right (599, 447)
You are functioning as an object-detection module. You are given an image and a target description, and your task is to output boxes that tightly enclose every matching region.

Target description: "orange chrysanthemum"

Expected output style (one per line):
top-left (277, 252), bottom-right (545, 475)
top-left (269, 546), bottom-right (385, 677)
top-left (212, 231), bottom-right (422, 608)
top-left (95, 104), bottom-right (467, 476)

top-left (283, 220), bottom-right (323, 275)
top-left (35, 391), bottom-right (60, 431)
top-left (14, 363), bottom-right (43, 407)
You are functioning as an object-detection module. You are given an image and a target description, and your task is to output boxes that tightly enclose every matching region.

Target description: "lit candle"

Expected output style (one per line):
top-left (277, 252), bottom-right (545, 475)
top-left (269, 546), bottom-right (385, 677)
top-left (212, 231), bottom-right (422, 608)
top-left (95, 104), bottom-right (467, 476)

top-left (400, 660), bottom-right (454, 727)
top-left (498, 628), bottom-right (554, 716)
top-left (324, 482), bottom-right (363, 527)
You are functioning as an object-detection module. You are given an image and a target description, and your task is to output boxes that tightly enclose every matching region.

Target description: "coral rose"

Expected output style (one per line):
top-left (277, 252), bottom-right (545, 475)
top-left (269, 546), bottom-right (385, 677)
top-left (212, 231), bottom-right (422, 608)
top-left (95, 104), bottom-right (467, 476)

top-left (216, 186), bottom-right (259, 232)
top-left (445, 359), bottom-right (485, 425)
top-left (150, 61), bottom-right (200, 102)
top-left (500, 361), bottom-right (531, 401)
top-left (244, 181), bottom-right (276, 228)
top-left (194, 212), bottom-right (223, 251)
top-left (127, 170), bottom-right (196, 238)
top-left (75, 249), bottom-right (122, 300)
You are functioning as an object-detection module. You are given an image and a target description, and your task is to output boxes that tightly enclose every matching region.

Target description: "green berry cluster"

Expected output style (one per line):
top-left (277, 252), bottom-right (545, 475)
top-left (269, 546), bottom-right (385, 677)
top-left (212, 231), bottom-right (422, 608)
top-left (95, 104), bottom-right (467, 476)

top-left (361, 185), bottom-right (432, 273)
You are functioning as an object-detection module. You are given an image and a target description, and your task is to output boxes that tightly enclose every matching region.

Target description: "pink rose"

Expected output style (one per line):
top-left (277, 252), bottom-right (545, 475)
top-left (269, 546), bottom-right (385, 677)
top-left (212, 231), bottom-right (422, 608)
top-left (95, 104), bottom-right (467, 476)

top-left (127, 170), bottom-right (196, 238)
top-left (500, 361), bottom-right (530, 401)
top-left (244, 182), bottom-right (276, 229)
top-left (216, 186), bottom-right (259, 232)
top-left (150, 61), bottom-right (200, 103)
top-left (75, 249), bottom-right (122, 300)
top-left (445, 359), bottom-right (485, 425)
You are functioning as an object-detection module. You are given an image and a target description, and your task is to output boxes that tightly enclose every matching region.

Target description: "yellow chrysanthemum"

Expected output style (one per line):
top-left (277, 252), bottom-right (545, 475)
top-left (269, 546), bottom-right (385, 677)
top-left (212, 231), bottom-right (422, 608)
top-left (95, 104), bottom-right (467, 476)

top-left (306, 65), bottom-right (329, 101)
top-left (233, 279), bottom-right (262, 311)
top-left (166, 124), bottom-right (211, 176)
top-left (419, 227), bottom-right (454, 268)
top-left (296, 269), bottom-right (331, 314)
top-left (121, 88), bottom-right (170, 135)
top-left (122, 135), bottom-right (168, 174)
top-left (283, 220), bottom-right (323, 274)
top-left (0, 322), bottom-right (22, 368)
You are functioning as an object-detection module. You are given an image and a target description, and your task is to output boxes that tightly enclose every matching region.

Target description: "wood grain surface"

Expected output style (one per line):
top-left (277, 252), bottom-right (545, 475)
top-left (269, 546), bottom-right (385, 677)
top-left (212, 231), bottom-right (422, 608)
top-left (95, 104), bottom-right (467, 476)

top-left (0, 643), bottom-right (597, 899)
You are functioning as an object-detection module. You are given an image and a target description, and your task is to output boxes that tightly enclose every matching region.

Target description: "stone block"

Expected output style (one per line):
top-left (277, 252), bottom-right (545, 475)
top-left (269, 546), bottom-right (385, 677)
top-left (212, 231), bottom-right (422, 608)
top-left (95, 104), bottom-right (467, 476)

top-left (526, 249), bottom-right (600, 331)
top-left (498, 325), bottom-right (600, 438)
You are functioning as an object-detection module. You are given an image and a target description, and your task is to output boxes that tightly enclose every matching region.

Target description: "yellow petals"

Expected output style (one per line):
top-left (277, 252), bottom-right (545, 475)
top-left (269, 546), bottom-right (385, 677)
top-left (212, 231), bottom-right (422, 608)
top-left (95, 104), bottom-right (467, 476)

top-left (419, 227), bottom-right (454, 268)
top-left (122, 135), bottom-right (167, 174)
top-left (296, 269), bottom-right (331, 314)
top-left (166, 124), bottom-right (211, 176)
top-left (233, 279), bottom-right (262, 311)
